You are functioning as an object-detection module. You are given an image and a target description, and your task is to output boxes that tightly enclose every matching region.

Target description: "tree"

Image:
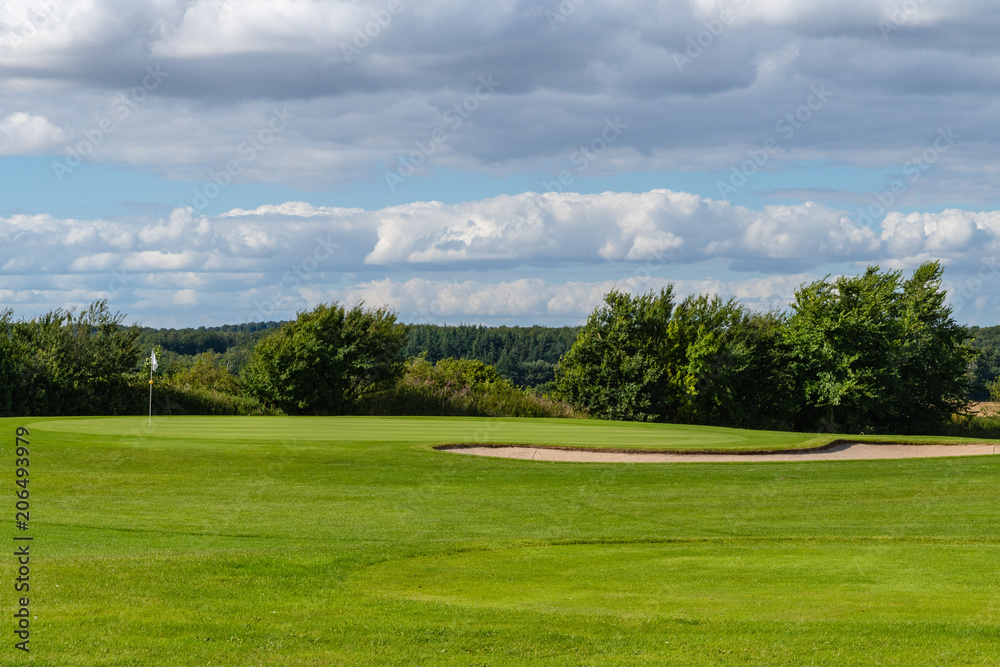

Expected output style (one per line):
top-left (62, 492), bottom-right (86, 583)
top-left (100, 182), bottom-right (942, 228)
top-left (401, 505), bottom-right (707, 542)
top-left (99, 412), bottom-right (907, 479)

top-left (967, 325), bottom-right (1000, 399)
top-left (242, 302), bottom-right (407, 415)
top-left (10, 300), bottom-right (141, 416)
top-left (666, 297), bottom-right (793, 428)
top-left (555, 287), bottom-right (675, 421)
top-left (784, 262), bottom-right (975, 433)
top-left (0, 309), bottom-right (21, 416)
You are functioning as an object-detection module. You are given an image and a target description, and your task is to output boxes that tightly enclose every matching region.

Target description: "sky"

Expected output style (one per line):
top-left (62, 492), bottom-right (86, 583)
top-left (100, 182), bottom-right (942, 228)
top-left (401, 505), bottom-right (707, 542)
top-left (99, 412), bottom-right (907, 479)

top-left (1, 0), bottom-right (999, 328)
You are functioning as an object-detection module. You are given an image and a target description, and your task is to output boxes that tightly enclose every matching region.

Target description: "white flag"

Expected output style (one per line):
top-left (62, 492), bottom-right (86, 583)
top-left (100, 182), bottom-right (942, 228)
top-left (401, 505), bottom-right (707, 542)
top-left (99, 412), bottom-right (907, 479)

top-left (151, 350), bottom-right (158, 372)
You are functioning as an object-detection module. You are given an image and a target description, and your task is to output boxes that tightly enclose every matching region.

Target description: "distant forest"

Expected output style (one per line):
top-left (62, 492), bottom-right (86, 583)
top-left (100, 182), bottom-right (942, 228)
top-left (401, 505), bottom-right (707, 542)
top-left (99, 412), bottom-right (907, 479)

top-left (969, 325), bottom-right (1000, 399)
top-left (138, 320), bottom-right (999, 397)
top-left (136, 321), bottom-right (282, 377)
top-left (139, 321), bottom-right (581, 388)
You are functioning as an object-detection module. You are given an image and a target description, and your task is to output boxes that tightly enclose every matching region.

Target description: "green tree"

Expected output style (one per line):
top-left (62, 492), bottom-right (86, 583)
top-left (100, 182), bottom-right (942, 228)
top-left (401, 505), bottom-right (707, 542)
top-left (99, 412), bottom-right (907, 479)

top-left (0, 309), bottom-right (22, 416)
top-left (967, 325), bottom-right (1000, 399)
top-left (785, 262), bottom-right (974, 433)
top-left (169, 351), bottom-right (240, 394)
top-left (242, 302), bottom-right (407, 415)
top-left (12, 300), bottom-right (141, 415)
top-left (667, 297), bottom-right (792, 428)
top-left (555, 287), bottom-right (675, 421)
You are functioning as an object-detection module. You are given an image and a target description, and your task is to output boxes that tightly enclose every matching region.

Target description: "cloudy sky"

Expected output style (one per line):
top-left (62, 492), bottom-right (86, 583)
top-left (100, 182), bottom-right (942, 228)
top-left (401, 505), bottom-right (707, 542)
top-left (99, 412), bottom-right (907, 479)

top-left (1, 0), bottom-right (998, 327)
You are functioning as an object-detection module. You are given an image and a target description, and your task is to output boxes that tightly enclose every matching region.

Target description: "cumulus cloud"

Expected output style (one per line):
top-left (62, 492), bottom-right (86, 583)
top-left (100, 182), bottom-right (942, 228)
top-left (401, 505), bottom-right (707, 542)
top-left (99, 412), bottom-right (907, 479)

top-left (0, 112), bottom-right (66, 154)
top-left (362, 191), bottom-right (882, 267)
top-left (339, 273), bottom-right (813, 325)
top-left (2, 191), bottom-right (998, 325)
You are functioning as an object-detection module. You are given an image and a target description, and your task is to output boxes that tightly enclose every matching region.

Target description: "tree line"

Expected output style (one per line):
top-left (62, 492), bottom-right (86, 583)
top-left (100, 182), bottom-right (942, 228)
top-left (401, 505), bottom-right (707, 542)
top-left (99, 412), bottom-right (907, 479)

top-left (555, 262), bottom-right (977, 434)
top-left (0, 261), bottom-right (995, 433)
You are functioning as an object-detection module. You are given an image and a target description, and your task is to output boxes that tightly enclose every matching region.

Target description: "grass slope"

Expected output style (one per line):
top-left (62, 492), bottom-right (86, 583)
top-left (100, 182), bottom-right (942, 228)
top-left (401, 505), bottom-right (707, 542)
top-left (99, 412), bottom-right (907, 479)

top-left (3, 416), bottom-right (1000, 665)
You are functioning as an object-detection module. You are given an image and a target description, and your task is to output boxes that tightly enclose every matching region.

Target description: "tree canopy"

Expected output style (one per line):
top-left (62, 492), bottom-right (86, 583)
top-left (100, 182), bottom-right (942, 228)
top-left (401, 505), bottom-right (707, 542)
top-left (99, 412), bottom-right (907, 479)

top-left (0, 300), bottom-right (142, 416)
top-left (784, 262), bottom-right (974, 432)
top-left (241, 302), bottom-right (407, 415)
top-left (556, 262), bottom-right (976, 433)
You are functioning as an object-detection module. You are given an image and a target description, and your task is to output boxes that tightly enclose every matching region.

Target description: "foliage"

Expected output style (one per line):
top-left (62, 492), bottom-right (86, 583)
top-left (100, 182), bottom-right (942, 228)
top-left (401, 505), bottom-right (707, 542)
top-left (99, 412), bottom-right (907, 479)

top-left (0, 309), bottom-right (19, 415)
top-left (242, 302), bottom-right (408, 415)
top-left (554, 287), bottom-right (676, 421)
top-left (136, 321), bottom-right (282, 376)
top-left (358, 357), bottom-right (583, 418)
top-left (555, 288), bottom-right (794, 428)
top-left (3, 300), bottom-right (143, 416)
top-left (555, 263), bottom-right (975, 433)
top-left (784, 262), bottom-right (975, 433)
top-left (667, 297), bottom-right (794, 429)
top-left (148, 383), bottom-right (281, 416)
top-left (403, 323), bottom-right (580, 387)
top-left (967, 325), bottom-right (1000, 399)
top-left (166, 351), bottom-right (241, 395)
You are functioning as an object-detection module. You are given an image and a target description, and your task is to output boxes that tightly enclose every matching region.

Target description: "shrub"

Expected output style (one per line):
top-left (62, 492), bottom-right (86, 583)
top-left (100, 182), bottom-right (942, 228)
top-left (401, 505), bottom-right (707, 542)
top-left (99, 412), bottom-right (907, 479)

top-left (358, 357), bottom-right (583, 418)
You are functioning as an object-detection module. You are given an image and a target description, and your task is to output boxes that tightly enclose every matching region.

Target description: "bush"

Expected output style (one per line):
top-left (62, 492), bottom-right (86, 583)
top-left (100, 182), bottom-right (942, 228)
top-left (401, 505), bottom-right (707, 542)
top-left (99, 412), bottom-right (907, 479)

top-left (166, 351), bottom-right (240, 395)
top-left (358, 357), bottom-right (584, 418)
top-left (146, 383), bottom-right (280, 416)
top-left (4, 301), bottom-right (142, 416)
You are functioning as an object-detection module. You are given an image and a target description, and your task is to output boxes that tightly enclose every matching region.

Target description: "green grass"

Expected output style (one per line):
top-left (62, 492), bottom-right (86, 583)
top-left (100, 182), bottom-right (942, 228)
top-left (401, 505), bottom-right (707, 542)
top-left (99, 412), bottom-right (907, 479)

top-left (3, 416), bottom-right (1000, 665)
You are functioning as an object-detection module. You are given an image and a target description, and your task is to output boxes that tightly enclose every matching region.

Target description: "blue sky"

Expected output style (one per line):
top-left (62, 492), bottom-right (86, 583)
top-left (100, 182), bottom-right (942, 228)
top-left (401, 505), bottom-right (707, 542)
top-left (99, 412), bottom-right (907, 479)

top-left (2, 0), bottom-right (999, 327)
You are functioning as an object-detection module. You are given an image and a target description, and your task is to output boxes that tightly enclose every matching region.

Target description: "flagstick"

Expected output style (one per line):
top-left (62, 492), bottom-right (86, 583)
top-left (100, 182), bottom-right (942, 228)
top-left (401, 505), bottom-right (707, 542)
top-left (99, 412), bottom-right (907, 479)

top-left (148, 362), bottom-right (153, 429)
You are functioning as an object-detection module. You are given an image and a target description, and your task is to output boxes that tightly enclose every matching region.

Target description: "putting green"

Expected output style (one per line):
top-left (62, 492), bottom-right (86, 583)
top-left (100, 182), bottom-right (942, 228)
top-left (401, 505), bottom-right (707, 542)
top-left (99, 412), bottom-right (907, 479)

top-left (29, 415), bottom-right (829, 451)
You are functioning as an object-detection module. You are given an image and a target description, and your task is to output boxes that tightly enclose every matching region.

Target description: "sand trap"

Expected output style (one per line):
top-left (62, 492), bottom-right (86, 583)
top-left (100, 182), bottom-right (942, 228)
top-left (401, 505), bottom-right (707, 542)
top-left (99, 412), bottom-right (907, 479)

top-left (439, 442), bottom-right (1000, 463)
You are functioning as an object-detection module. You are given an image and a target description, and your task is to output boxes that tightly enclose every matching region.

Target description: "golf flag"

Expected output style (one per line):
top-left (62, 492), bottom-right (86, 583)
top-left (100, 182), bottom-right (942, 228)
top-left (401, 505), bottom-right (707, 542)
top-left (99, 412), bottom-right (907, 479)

top-left (148, 350), bottom-right (157, 427)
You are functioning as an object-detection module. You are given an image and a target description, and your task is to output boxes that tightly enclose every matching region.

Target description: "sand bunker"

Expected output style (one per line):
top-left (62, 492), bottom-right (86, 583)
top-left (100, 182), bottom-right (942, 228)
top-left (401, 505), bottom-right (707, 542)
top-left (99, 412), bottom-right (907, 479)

top-left (440, 442), bottom-right (1000, 463)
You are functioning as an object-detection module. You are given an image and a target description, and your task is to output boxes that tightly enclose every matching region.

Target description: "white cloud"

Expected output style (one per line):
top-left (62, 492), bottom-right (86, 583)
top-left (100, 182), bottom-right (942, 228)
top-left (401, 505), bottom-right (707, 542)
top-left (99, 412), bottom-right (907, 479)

top-left (363, 191), bottom-right (880, 266)
top-left (0, 112), bottom-right (66, 154)
top-left (880, 209), bottom-right (1000, 259)
top-left (2, 191), bottom-right (999, 325)
top-left (338, 273), bottom-right (819, 325)
top-left (150, 0), bottom-right (356, 58)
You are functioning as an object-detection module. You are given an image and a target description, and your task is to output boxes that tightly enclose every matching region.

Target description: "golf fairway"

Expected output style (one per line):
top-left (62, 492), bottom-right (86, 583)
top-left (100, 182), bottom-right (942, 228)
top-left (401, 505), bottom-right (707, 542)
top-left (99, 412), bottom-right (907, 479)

top-left (3, 415), bottom-right (999, 665)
